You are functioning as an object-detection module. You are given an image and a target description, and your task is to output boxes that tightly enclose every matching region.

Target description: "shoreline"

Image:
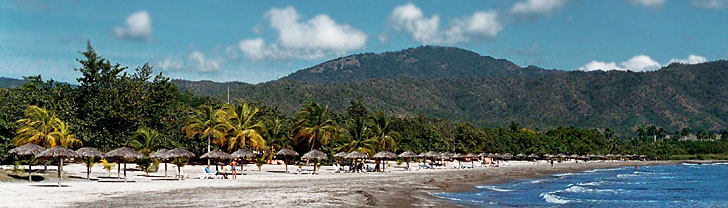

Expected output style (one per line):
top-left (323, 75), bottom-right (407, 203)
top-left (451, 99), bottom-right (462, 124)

top-left (0, 160), bottom-right (696, 207)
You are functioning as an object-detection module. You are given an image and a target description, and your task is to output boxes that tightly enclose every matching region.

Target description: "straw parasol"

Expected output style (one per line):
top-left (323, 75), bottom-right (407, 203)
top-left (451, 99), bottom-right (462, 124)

top-left (373, 151), bottom-right (397, 172)
top-left (465, 153), bottom-right (478, 167)
top-left (201, 150), bottom-right (233, 172)
top-left (301, 149), bottom-right (327, 174)
top-left (151, 149), bottom-right (170, 176)
top-left (37, 146), bottom-right (79, 187)
top-left (398, 151), bottom-right (418, 170)
top-left (334, 152), bottom-right (348, 158)
top-left (346, 151), bottom-right (369, 159)
top-left (451, 153), bottom-right (465, 167)
top-left (528, 154), bottom-right (539, 159)
top-left (166, 148), bottom-right (195, 178)
top-left (76, 147), bottom-right (104, 180)
top-left (105, 147), bottom-right (144, 182)
top-left (275, 149), bottom-right (299, 172)
top-left (232, 149), bottom-right (255, 159)
top-left (9, 143), bottom-right (45, 182)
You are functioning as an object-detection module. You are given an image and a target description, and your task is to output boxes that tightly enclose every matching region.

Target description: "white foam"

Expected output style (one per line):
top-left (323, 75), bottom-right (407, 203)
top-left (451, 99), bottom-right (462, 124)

top-left (564, 185), bottom-right (617, 194)
top-left (554, 172), bottom-right (578, 177)
top-left (711, 162), bottom-right (728, 166)
top-left (584, 167), bottom-right (622, 173)
top-left (476, 185), bottom-right (512, 192)
top-left (578, 181), bottom-right (605, 186)
top-left (540, 192), bottom-right (571, 204)
top-left (682, 163), bottom-right (698, 166)
top-left (531, 179), bottom-right (549, 184)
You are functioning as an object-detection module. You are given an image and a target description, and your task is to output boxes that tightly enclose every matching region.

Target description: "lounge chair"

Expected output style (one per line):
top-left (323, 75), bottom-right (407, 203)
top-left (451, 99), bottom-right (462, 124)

top-left (200, 167), bottom-right (217, 179)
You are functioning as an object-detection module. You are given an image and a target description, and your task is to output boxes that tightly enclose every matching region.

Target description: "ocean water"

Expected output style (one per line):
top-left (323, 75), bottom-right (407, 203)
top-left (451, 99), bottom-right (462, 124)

top-left (433, 163), bottom-right (728, 207)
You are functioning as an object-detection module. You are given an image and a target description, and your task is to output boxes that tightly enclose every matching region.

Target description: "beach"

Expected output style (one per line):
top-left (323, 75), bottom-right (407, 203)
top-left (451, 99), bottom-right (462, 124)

top-left (0, 160), bottom-right (678, 207)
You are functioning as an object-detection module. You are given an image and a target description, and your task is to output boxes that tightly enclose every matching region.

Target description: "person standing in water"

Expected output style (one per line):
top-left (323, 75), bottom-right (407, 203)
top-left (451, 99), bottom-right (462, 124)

top-left (634, 164), bottom-right (638, 172)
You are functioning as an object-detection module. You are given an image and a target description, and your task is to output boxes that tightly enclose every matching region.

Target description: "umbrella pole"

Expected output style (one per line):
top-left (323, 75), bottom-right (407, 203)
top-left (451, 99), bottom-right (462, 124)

top-left (313, 160), bottom-right (317, 174)
top-left (28, 162), bottom-right (32, 182)
top-left (165, 162), bottom-right (168, 177)
top-left (87, 158), bottom-right (91, 180)
top-left (117, 163), bottom-right (121, 179)
top-left (57, 158), bottom-right (63, 187)
top-left (123, 161), bottom-right (127, 183)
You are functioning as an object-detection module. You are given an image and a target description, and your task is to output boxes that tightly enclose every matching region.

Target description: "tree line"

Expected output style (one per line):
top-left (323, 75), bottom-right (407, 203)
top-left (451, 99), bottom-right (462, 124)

top-left (1, 43), bottom-right (727, 164)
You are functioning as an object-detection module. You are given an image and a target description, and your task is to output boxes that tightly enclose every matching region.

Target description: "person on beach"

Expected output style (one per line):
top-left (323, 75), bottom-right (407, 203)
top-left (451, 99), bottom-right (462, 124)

top-left (230, 159), bottom-right (239, 179)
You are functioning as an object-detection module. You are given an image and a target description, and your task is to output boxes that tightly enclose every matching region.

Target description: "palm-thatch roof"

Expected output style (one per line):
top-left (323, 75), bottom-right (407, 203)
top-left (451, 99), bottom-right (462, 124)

top-left (167, 148), bottom-right (195, 158)
top-left (372, 151), bottom-right (397, 159)
top-left (569, 154), bottom-right (580, 158)
top-left (275, 149), bottom-right (299, 157)
top-left (346, 151), bottom-right (369, 159)
top-left (398, 151), bottom-right (418, 158)
top-left (465, 153), bottom-right (477, 158)
top-left (501, 153), bottom-right (514, 159)
top-left (105, 147), bottom-right (144, 160)
top-left (417, 153), bottom-right (426, 157)
top-left (440, 152), bottom-right (452, 159)
top-left (334, 152), bottom-right (348, 158)
top-left (451, 153), bottom-right (466, 159)
top-left (231, 149), bottom-right (254, 159)
top-left (423, 151), bottom-right (441, 158)
top-left (477, 153), bottom-right (487, 157)
top-left (76, 147), bottom-right (104, 158)
top-left (517, 153), bottom-right (526, 157)
top-left (301, 149), bottom-right (327, 160)
top-left (151, 148), bottom-right (170, 159)
top-left (9, 143), bottom-right (45, 156)
top-left (528, 154), bottom-right (539, 158)
top-left (201, 150), bottom-right (233, 160)
top-left (36, 146), bottom-right (79, 159)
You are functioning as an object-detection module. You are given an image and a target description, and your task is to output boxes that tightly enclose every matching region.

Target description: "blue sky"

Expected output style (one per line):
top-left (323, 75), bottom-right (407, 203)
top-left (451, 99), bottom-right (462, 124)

top-left (1, 0), bottom-right (727, 84)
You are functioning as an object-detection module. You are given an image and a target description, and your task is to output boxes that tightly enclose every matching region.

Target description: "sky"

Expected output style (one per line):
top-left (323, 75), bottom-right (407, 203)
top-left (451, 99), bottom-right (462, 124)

top-left (1, 0), bottom-right (727, 84)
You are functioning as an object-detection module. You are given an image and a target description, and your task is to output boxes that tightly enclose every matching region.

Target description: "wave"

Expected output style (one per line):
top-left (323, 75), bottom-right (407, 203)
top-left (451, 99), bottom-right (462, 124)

top-left (578, 181), bottom-right (605, 186)
top-left (531, 179), bottom-right (550, 184)
top-left (476, 185), bottom-right (512, 192)
top-left (564, 185), bottom-right (618, 194)
top-left (682, 163), bottom-right (698, 166)
top-left (711, 162), bottom-right (728, 166)
top-left (540, 192), bottom-right (572, 204)
top-left (429, 193), bottom-right (462, 201)
top-left (584, 167), bottom-right (623, 173)
top-left (554, 172), bottom-right (580, 177)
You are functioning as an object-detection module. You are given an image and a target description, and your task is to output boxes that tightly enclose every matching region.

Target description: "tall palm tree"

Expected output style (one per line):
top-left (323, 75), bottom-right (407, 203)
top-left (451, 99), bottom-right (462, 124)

top-left (264, 116), bottom-right (292, 153)
top-left (218, 102), bottom-right (266, 151)
top-left (293, 102), bottom-right (337, 151)
top-left (183, 105), bottom-right (227, 166)
top-left (336, 117), bottom-right (376, 155)
top-left (371, 111), bottom-right (400, 152)
top-left (14, 105), bottom-right (81, 148)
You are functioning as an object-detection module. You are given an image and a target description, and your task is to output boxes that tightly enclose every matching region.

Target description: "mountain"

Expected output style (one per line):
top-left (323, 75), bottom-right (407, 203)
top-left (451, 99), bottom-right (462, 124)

top-left (281, 46), bottom-right (556, 82)
top-left (173, 46), bottom-right (728, 136)
top-left (0, 77), bottom-right (27, 88)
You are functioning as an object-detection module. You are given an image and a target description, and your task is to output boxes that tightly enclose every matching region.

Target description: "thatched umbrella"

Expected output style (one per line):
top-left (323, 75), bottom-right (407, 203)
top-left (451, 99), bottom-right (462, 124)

top-left (9, 143), bottom-right (45, 182)
top-left (76, 147), bottom-right (104, 180)
top-left (451, 153), bottom-right (465, 167)
top-left (465, 153), bottom-right (478, 167)
top-left (231, 149), bottom-right (254, 172)
top-left (105, 147), bottom-right (144, 183)
top-left (201, 150), bottom-right (233, 172)
top-left (528, 154), bottom-right (539, 159)
top-left (398, 151), bottom-right (418, 170)
top-left (334, 152), bottom-right (348, 158)
top-left (36, 146), bottom-right (79, 187)
top-left (166, 148), bottom-right (195, 178)
top-left (151, 149), bottom-right (170, 177)
top-left (517, 153), bottom-right (526, 160)
top-left (301, 149), bottom-right (327, 174)
top-left (422, 151), bottom-right (440, 166)
top-left (346, 151), bottom-right (369, 172)
top-left (373, 151), bottom-right (396, 172)
top-left (275, 149), bottom-right (299, 172)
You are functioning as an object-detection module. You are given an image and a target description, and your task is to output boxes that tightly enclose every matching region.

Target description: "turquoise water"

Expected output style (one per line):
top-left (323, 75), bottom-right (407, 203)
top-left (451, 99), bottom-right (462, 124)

top-left (434, 163), bottom-right (728, 207)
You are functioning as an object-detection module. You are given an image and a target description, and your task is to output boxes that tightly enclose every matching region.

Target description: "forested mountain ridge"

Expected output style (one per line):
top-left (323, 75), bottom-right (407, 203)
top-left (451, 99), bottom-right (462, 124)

top-left (173, 58), bottom-right (728, 136)
top-left (281, 46), bottom-right (557, 82)
top-left (0, 77), bottom-right (26, 88)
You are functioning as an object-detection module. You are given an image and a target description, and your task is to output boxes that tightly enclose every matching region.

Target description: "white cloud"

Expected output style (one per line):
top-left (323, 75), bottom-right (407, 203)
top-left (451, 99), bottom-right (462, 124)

top-left (188, 51), bottom-right (222, 72)
top-left (390, 3), bottom-right (502, 44)
top-left (620, 55), bottom-right (661, 71)
top-left (114, 11), bottom-right (152, 42)
top-left (628, 0), bottom-right (666, 9)
top-left (238, 6), bottom-right (367, 60)
top-left (579, 54), bottom-right (708, 72)
top-left (378, 33), bottom-right (389, 44)
top-left (668, 55), bottom-right (708, 65)
top-left (155, 51), bottom-right (223, 73)
top-left (691, 0), bottom-right (728, 9)
top-left (578, 60), bottom-right (623, 71)
top-left (510, 0), bottom-right (568, 16)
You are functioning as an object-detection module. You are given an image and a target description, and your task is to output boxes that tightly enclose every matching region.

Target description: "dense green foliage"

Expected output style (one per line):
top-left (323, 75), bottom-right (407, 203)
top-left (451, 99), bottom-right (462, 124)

top-left (174, 48), bottom-right (728, 137)
top-left (1, 44), bottom-right (727, 164)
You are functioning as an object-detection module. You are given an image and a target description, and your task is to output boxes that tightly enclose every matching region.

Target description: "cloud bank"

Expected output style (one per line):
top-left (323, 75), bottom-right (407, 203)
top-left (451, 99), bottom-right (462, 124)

top-left (390, 3), bottom-right (502, 44)
top-left (114, 11), bottom-right (152, 42)
top-left (578, 54), bottom-right (707, 72)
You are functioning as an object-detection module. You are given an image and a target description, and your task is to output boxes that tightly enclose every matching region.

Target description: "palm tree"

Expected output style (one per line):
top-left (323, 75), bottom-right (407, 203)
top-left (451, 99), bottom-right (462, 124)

top-left (293, 102), bottom-right (337, 151)
top-left (218, 102), bottom-right (266, 151)
top-left (183, 105), bottom-right (227, 166)
top-left (128, 127), bottom-right (160, 176)
top-left (264, 117), bottom-right (292, 151)
top-left (336, 117), bottom-right (375, 155)
top-left (371, 111), bottom-right (400, 152)
top-left (14, 105), bottom-right (81, 148)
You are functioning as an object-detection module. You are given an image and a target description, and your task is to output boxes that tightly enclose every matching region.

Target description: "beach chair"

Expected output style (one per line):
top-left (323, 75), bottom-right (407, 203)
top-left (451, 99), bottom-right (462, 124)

top-left (200, 167), bottom-right (217, 179)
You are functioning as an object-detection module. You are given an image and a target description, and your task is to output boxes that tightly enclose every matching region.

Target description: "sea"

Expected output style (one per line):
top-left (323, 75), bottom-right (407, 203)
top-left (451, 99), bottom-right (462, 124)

top-left (433, 163), bottom-right (728, 207)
